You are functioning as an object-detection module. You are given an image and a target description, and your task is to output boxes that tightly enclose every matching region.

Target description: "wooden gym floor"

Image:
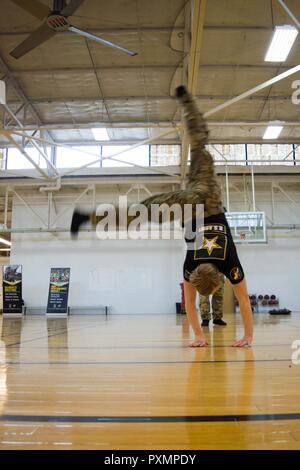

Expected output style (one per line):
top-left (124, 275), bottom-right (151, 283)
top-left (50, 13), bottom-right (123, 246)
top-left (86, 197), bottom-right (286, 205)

top-left (0, 312), bottom-right (300, 450)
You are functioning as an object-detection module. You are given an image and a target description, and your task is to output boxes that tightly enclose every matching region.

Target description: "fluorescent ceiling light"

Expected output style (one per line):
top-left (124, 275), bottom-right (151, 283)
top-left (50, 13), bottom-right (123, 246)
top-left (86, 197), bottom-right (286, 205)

top-left (0, 248), bottom-right (11, 251)
top-left (265, 25), bottom-right (298, 62)
top-left (92, 128), bottom-right (110, 141)
top-left (263, 123), bottom-right (284, 139)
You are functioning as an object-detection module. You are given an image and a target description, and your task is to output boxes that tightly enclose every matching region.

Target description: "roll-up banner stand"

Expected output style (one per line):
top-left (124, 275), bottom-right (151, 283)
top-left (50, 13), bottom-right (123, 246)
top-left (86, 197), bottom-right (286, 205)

top-left (2, 265), bottom-right (23, 317)
top-left (47, 268), bottom-right (70, 317)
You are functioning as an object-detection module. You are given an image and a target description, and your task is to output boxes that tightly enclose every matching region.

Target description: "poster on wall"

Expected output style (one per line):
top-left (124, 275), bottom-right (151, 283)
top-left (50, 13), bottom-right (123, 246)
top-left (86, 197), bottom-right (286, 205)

top-left (47, 268), bottom-right (70, 315)
top-left (2, 265), bottom-right (23, 314)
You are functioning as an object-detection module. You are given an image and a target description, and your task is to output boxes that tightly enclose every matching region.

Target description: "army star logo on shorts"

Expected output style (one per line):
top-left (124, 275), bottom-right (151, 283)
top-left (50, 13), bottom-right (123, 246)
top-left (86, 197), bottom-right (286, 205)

top-left (230, 267), bottom-right (243, 281)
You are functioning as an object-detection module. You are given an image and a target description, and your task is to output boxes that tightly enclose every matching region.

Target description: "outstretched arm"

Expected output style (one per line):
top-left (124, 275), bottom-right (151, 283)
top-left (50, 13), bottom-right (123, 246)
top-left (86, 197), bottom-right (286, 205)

top-left (184, 281), bottom-right (208, 347)
top-left (232, 279), bottom-right (253, 347)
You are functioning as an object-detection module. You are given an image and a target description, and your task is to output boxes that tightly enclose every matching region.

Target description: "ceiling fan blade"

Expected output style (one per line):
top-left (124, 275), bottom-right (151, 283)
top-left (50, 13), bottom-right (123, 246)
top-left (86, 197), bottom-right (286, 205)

top-left (10, 22), bottom-right (56, 59)
top-left (10, 0), bottom-right (51, 20)
top-left (68, 26), bottom-right (138, 56)
top-left (61, 0), bottom-right (85, 17)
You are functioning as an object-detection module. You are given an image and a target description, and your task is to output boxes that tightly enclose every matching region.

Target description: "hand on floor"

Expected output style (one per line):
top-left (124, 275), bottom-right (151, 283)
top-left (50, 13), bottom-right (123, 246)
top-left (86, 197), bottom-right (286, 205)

top-left (232, 336), bottom-right (252, 348)
top-left (189, 337), bottom-right (208, 348)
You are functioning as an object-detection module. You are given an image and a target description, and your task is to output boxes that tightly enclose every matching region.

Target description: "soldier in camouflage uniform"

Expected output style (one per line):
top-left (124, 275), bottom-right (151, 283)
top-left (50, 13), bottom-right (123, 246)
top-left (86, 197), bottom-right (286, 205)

top-left (119, 87), bottom-right (223, 218)
top-left (71, 87), bottom-right (223, 229)
top-left (199, 275), bottom-right (227, 327)
top-left (71, 86), bottom-right (253, 348)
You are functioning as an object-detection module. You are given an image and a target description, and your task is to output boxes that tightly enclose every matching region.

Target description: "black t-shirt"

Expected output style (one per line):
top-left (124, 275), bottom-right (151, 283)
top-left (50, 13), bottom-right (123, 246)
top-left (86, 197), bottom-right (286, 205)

top-left (183, 212), bottom-right (244, 285)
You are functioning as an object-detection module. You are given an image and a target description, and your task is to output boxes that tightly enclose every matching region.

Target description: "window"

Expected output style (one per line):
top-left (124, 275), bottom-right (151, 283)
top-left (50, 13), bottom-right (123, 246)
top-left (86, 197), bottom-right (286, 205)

top-left (6, 146), bottom-right (49, 169)
top-left (246, 144), bottom-right (294, 165)
top-left (150, 145), bottom-right (180, 166)
top-left (207, 145), bottom-right (246, 165)
top-left (56, 146), bottom-right (101, 168)
top-left (101, 145), bottom-right (149, 167)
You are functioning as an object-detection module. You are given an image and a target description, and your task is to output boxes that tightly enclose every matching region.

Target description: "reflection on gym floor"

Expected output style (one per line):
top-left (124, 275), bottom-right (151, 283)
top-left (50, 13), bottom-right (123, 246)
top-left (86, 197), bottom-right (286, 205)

top-left (1, 317), bottom-right (23, 362)
top-left (0, 317), bottom-right (23, 415)
top-left (47, 317), bottom-right (69, 361)
top-left (0, 314), bottom-right (299, 449)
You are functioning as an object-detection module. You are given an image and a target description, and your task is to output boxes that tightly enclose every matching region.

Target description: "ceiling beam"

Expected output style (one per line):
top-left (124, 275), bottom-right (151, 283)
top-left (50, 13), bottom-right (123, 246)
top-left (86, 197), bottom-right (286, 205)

top-left (2, 120), bottom-right (300, 132)
top-left (277, 0), bottom-right (300, 30)
top-left (180, 0), bottom-right (204, 182)
top-left (1, 138), bottom-right (300, 148)
top-left (6, 94), bottom-right (294, 105)
top-left (1, 122), bottom-right (177, 130)
top-left (0, 25), bottom-right (274, 37)
top-left (188, 1), bottom-right (206, 94)
top-left (6, 64), bottom-right (297, 75)
top-left (0, 138), bottom-right (180, 147)
top-left (0, 168), bottom-right (300, 189)
top-left (203, 64), bottom-right (300, 118)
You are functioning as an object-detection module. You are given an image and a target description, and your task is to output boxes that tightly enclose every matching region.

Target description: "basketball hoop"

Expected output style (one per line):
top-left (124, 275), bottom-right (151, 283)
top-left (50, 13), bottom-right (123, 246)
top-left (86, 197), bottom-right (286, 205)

top-left (226, 212), bottom-right (267, 244)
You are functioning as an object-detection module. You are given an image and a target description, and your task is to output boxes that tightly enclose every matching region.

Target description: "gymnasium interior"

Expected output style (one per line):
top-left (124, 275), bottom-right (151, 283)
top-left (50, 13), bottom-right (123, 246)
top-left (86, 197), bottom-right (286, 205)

top-left (0, 0), bottom-right (300, 451)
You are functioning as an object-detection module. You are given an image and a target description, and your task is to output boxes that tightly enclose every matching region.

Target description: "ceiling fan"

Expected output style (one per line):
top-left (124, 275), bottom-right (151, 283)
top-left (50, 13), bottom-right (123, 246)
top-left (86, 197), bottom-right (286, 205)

top-left (10, 0), bottom-right (138, 58)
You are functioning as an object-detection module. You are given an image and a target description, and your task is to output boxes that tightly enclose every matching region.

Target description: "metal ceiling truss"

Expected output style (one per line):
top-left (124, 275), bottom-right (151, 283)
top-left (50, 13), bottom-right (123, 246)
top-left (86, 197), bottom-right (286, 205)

top-left (0, 105), bottom-right (59, 178)
top-left (2, 120), bottom-right (300, 133)
top-left (6, 94), bottom-right (296, 105)
top-left (2, 56), bottom-right (300, 180)
top-left (0, 54), bottom-right (58, 179)
top-left (0, 24), bottom-right (300, 188)
top-left (277, 0), bottom-right (300, 30)
top-left (6, 128), bottom-right (181, 180)
top-left (5, 63), bottom-right (297, 76)
top-left (0, 25), bottom-right (278, 40)
top-left (1, 176), bottom-right (299, 234)
top-left (2, 184), bottom-right (95, 233)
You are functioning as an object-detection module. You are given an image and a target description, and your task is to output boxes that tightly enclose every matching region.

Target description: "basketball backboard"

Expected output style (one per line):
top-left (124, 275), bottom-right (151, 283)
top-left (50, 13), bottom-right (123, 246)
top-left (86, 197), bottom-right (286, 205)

top-left (226, 211), bottom-right (267, 244)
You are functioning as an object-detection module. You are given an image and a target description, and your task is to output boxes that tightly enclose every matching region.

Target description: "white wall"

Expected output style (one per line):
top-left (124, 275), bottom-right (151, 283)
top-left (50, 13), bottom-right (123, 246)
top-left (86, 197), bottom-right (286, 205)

top-left (10, 201), bottom-right (185, 314)
top-left (10, 187), bottom-right (300, 313)
top-left (230, 191), bottom-right (300, 311)
top-left (0, 257), bottom-right (10, 310)
top-left (238, 234), bottom-right (300, 310)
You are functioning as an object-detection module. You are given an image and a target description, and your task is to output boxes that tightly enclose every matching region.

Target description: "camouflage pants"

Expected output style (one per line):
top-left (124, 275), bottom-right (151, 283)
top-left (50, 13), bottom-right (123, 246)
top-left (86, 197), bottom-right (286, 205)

top-left (199, 277), bottom-right (225, 320)
top-left (137, 91), bottom-right (223, 218)
top-left (92, 90), bottom-right (223, 227)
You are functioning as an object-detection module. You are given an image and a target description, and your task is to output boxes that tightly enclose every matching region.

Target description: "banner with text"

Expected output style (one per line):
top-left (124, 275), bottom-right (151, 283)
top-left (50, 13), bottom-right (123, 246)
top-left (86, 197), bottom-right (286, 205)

top-left (2, 265), bottom-right (23, 314)
top-left (47, 268), bottom-right (70, 314)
